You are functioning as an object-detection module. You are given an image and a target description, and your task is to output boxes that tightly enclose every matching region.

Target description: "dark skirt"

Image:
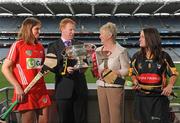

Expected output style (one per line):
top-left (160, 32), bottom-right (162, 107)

top-left (134, 92), bottom-right (171, 123)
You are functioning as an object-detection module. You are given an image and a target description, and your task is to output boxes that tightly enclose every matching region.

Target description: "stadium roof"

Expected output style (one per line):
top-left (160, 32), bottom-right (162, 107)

top-left (0, 0), bottom-right (180, 17)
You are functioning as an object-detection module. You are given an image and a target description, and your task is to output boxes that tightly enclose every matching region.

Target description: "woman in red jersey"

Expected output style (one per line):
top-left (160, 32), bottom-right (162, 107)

top-left (1, 17), bottom-right (51, 123)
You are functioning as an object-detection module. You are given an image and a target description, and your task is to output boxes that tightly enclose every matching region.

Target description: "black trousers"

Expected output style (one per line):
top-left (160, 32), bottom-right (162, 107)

top-left (56, 94), bottom-right (87, 123)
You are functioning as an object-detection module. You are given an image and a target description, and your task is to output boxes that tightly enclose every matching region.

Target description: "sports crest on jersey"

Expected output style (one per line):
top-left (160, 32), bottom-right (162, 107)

top-left (26, 50), bottom-right (32, 56)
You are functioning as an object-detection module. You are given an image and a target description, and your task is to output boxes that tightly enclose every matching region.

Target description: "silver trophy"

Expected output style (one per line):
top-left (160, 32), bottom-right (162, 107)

top-left (62, 43), bottom-right (96, 69)
top-left (95, 50), bottom-right (112, 65)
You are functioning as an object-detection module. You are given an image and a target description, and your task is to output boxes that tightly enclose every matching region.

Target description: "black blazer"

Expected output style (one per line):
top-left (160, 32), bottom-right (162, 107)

top-left (47, 39), bottom-right (88, 99)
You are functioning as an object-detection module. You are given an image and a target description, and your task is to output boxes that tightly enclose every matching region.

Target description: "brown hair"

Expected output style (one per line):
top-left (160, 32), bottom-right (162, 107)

top-left (59, 18), bottom-right (76, 31)
top-left (140, 27), bottom-right (163, 63)
top-left (18, 17), bottom-right (41, 44)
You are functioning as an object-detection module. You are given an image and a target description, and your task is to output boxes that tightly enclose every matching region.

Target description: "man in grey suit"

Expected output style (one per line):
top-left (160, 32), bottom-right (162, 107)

top-left (47, 18), bottom-right (88, 123)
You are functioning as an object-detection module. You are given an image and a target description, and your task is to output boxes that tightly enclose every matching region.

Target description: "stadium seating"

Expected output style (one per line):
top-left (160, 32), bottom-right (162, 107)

top-left (0, 16), bottom-right (180, 33)
top-left (0, 16), bottom-right (180, 62)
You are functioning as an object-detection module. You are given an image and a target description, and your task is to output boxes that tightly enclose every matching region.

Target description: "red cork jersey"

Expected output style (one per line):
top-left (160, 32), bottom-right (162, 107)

top-left (6, 40), bottom-right (51, 111)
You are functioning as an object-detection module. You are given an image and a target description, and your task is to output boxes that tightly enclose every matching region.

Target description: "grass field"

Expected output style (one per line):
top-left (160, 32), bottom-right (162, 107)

top-left (0, 64), bottom-right (180, 88)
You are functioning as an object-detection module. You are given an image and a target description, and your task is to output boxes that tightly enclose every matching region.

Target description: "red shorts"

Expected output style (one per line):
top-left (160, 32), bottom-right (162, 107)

top-left (12, 89), bottom-right (51, 111)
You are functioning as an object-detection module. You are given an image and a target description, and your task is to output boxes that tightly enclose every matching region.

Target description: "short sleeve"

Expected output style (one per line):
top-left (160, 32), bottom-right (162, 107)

top-left (164, 52), bottom-right (179, 77)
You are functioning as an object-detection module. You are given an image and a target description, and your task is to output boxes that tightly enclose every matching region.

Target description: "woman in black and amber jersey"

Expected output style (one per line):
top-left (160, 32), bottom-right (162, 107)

top-left (129, 27), bottom-right (178, 123)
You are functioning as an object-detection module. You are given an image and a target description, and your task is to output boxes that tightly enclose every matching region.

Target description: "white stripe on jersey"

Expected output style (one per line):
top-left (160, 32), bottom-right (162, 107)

top-left (16, 64), bottom-right (28, 85)
top-left (7, 41), bottom-right (20, 60)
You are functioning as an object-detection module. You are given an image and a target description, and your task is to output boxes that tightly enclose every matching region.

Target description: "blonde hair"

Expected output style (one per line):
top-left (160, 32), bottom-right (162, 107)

top-left (59, 18), bottom-right (76, 31)
top-left (100, 22), bottom-right (117, 41)
top-left (18, 17), bottom-right (41, 44)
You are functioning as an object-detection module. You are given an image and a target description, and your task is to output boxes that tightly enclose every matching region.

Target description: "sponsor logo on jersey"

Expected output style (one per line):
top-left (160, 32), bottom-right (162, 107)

top-left (26, 58), bottom-right (42, 69)
top-left (138, 73), bottom-right (161, 84)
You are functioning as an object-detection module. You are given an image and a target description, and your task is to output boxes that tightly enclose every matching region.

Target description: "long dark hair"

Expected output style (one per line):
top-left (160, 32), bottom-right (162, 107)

top-left (140, 27), bottom-right (163, 63)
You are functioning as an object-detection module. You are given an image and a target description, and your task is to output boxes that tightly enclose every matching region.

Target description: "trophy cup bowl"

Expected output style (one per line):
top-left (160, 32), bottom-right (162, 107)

top-left (63, 44), bottom-right (96, 69)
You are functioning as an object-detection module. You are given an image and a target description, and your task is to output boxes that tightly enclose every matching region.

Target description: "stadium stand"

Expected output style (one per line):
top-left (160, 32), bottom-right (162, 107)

top-left (164, 47), bottom-right (180, 61)
top-left (0, 16), bottom-right (180, 33)
top-left (0, 16), bottom-right (180, 62)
